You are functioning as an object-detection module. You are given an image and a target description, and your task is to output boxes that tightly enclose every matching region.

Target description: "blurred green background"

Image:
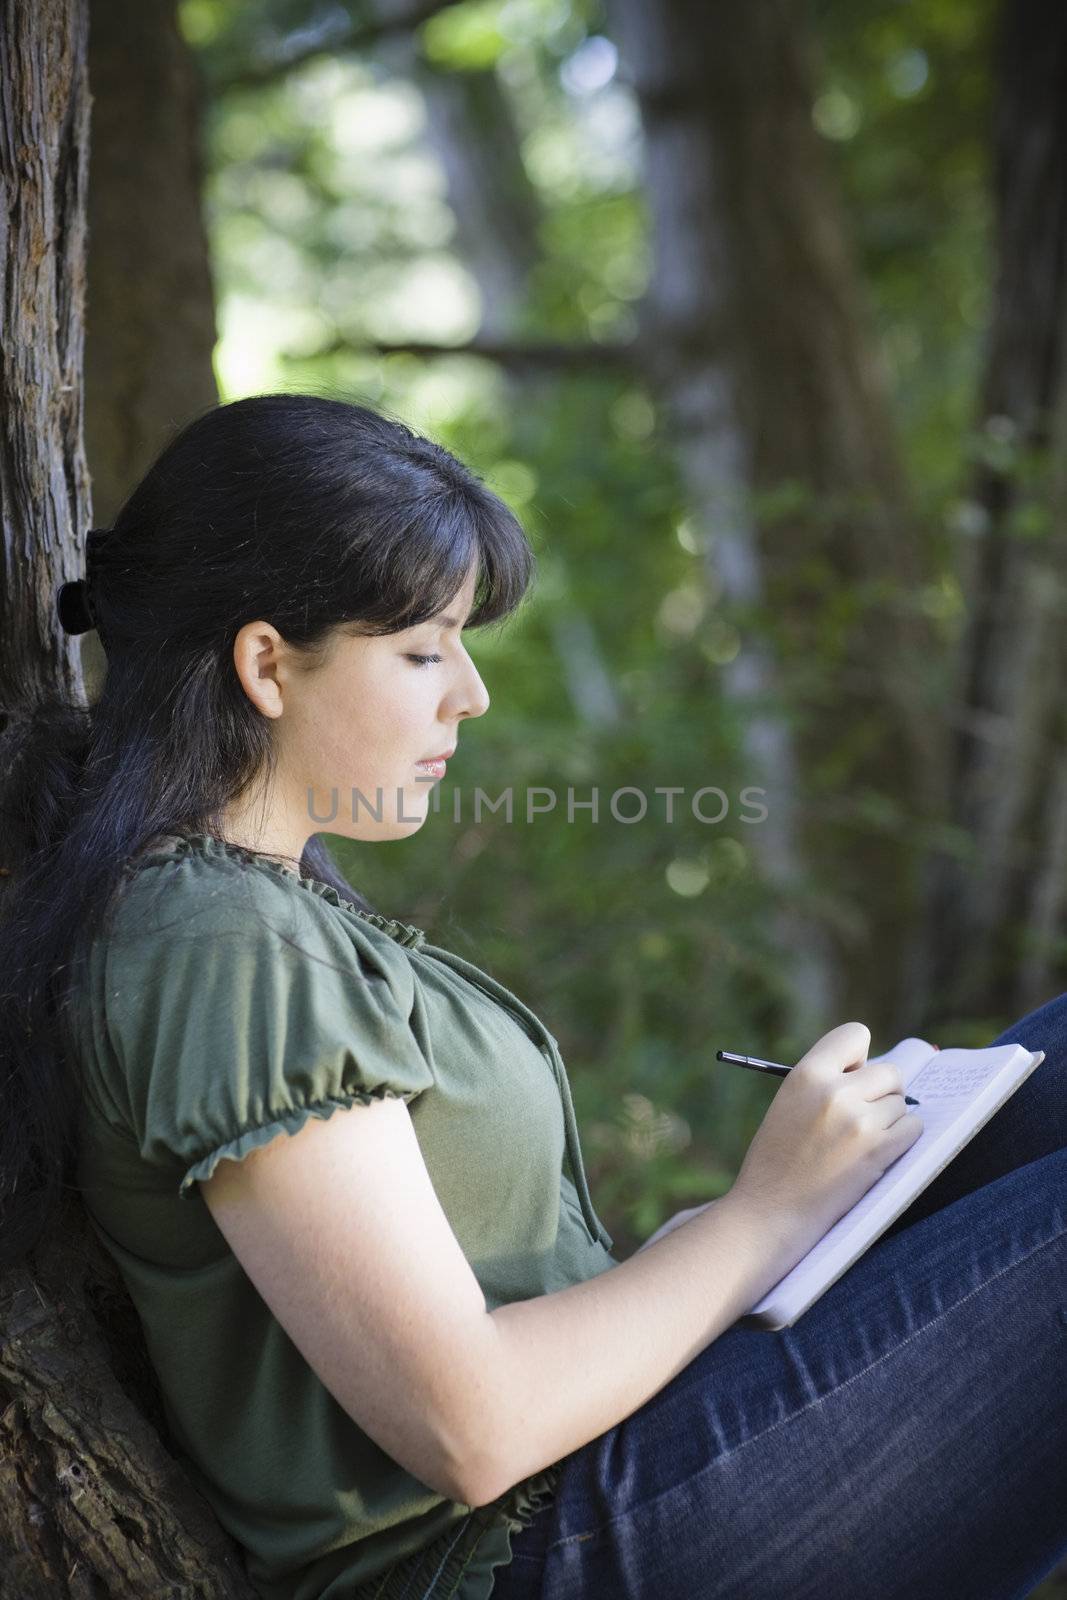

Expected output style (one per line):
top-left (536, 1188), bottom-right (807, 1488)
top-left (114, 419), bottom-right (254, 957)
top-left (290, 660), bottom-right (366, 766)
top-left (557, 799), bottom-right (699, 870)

top-left (84, 0), bottom-right (1067, 1288)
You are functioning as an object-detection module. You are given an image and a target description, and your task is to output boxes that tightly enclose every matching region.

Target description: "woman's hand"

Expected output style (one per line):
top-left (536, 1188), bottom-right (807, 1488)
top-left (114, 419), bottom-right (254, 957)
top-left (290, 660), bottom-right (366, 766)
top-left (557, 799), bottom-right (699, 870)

top-left (634, 1200), bottom-right (719, 1255)
top-left (728, 1021), bottom-right (922, 1240)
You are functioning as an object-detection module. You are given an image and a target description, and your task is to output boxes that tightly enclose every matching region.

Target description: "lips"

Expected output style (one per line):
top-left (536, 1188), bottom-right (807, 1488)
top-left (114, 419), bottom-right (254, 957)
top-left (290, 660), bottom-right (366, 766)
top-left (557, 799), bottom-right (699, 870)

top-left (415, 745), bottom-right (456, 782)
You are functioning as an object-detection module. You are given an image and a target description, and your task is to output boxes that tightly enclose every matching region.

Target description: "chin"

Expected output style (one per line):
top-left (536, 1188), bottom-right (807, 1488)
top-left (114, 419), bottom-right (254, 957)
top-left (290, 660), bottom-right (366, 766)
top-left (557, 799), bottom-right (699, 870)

top-left (329, 805), bottom-right (428, 844)
top-left (381, 809), bottom-right (432, 842)
top-left (382, 822), bottom-right (428, 843)
top-left (338, 824), bottom-right (422, 845)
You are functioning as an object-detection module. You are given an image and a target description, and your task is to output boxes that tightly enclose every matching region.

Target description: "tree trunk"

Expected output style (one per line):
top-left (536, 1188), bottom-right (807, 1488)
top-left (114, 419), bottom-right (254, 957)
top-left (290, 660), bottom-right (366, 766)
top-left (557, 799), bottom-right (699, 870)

top-left (605, 0), bottom-right (945, 1039)
top-left (0, 0), bottom-right (92, 712)
top-left (926, 0), bottom-right (1067, 1024)
top-left (0, 3), bottom-right (254, 1592)
top-left (80, 0), bottom-right (220, 701)
top-left (0, 1201), bottom-right (258, 1599)
top-left (84, 0), bottom-right (218, 518)
top-left (1018, 362), bottom-right (1067, 1017)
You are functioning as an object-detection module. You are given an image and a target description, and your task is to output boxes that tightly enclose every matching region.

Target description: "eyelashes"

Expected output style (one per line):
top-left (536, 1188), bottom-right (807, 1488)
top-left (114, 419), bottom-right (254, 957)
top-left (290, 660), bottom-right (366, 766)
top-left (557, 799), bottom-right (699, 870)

top-left (405, 654), bottom-right (443, 667)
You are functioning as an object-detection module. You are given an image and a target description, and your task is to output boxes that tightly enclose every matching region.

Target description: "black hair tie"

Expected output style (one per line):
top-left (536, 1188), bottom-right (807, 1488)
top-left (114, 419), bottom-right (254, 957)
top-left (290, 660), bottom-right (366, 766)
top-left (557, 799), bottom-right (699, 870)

top-left (56, 528), bottom-right (109, 638)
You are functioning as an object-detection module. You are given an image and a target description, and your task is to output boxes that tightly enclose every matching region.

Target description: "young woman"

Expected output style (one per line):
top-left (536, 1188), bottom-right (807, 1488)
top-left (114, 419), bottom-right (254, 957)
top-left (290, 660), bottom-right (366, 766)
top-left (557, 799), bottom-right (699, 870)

top-left (2, 392), bottom-right (1064, 1600)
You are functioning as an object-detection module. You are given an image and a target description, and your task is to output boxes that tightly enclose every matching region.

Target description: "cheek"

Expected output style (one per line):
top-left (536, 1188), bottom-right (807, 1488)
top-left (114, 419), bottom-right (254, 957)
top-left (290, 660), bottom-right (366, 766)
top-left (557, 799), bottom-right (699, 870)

top-left (372, 671), bottom-right (431, 732)
top-left (314, 667), bottom-right (428, 757)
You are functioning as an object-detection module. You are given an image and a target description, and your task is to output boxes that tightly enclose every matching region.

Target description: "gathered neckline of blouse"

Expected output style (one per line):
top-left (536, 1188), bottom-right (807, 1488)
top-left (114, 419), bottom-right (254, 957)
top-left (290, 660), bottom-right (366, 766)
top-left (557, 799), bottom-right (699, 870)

top-left (125, 831), bottom-right (428, 950)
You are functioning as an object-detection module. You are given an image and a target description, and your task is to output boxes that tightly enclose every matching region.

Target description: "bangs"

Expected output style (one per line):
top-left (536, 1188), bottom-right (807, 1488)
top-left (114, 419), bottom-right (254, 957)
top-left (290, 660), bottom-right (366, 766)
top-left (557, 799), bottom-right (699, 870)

top-left (464, 490), bottom-right (538, 629)
top-left (343, 483), bottom-right (537, 638)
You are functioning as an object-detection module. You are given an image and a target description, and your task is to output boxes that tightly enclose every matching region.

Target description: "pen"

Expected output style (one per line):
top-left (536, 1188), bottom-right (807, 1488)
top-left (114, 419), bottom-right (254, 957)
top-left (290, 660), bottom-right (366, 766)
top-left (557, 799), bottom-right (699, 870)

top-left (716, 1050), bottom-right (920, 1105)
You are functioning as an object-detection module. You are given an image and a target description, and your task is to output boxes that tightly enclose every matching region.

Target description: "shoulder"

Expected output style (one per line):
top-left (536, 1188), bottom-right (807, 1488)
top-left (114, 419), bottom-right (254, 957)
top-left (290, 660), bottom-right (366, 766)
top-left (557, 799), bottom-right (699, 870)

top-left (95, 848), bottom-right (436, 1170)
top-left (92, 841), bottom-right (445, 1105)
top-left (114, 837), bottom-right (308, 923)
top-left (103, 843), bottom-right (416, 1013)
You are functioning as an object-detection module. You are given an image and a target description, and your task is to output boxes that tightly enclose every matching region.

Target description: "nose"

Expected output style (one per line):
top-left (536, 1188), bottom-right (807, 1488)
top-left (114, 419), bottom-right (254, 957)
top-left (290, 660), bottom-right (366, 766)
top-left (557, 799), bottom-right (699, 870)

top-left (450, 656), bottom-right (490, 723)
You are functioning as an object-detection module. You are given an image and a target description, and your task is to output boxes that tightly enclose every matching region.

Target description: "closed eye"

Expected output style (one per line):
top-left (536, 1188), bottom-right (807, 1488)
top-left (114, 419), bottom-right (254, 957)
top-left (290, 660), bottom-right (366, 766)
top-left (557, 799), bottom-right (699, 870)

top-left (405, 653), bottom-right (443, 667)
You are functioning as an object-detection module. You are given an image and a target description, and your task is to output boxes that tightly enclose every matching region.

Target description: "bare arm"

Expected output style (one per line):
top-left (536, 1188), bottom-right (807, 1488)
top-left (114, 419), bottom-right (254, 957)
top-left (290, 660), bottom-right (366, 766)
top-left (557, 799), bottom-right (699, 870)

top-left (200, 1101), bottom-right (807, 1510)
top-left (477, 1193), bottom-right (816, 1504)
top-left (632, 1199), bottom-right (718, 1253)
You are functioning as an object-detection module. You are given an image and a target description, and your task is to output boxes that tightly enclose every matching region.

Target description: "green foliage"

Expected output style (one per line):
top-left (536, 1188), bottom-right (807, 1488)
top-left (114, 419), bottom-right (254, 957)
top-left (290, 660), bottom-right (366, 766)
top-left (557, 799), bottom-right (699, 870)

top-left (811, 0), bottom-right (997, 534)
top-left (422, 2), bottom-right (508, 70)
top-left (179, 0), bottom-right (1022, 1254)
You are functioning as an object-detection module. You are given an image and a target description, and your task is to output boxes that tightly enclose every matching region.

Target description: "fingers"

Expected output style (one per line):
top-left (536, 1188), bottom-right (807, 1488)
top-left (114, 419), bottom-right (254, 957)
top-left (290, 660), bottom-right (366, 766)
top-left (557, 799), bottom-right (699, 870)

top-left (870, 1092), bottom-right (912, 1130)
top-left (797, 1021), bottom-right (871, 1074)
top-left (851, 1059), bottom-right (908, 1102)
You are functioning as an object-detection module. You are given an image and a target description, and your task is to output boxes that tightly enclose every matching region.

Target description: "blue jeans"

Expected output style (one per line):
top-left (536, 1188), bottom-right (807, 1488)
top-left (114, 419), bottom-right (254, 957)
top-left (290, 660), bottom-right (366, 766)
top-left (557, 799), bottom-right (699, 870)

top-left (492, 996), bottom-right (1067, 1599)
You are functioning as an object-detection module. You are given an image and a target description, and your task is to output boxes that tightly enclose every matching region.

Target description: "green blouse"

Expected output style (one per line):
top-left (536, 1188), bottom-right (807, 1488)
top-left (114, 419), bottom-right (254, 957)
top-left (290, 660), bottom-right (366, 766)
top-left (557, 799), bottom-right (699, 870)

top-left (72, 832), bottom-right (618, 1600)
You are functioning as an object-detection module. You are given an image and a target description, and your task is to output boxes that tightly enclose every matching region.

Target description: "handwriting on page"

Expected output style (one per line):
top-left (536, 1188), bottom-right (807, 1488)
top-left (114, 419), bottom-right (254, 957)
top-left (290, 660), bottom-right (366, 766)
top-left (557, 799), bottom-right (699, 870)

top-left (908, 1053), bottom-right (1003, 1103)
top-left (890, 1052), bottom-right (1004, 1144)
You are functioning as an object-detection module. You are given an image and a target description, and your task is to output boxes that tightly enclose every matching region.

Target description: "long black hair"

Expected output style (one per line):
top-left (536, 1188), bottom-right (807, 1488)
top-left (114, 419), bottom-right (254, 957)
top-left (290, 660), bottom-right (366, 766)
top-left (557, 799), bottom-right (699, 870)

top-left (0, 390), bottom-right (536, 1272)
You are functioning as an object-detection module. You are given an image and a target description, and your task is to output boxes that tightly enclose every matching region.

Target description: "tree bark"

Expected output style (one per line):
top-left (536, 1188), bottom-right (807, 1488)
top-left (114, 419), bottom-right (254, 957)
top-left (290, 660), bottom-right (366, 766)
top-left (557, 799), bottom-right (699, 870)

top-left (0, 0), bottom-right (92, 713)
top-left (0, 1201), bottom-right (258, 1599)
top-left (0, 3), bottom-right (255, 1592)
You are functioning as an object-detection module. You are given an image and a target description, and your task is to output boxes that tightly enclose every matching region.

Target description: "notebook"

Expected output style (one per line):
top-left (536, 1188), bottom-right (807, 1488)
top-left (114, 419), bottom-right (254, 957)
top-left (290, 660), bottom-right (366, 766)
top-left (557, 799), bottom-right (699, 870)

top-left (738, 1037), bottom-right (1046, 1331)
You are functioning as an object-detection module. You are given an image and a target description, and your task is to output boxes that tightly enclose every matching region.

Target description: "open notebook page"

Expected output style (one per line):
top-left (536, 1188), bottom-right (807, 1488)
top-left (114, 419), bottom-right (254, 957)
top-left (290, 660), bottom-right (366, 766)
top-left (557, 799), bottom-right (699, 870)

top-left (744, 1038), bottom-right (1043, 1325)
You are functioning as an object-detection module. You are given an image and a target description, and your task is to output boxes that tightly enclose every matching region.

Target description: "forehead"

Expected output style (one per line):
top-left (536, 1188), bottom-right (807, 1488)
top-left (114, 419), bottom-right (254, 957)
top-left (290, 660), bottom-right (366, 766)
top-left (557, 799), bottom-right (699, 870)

top-left (430, 564), bottom-right (480, 626)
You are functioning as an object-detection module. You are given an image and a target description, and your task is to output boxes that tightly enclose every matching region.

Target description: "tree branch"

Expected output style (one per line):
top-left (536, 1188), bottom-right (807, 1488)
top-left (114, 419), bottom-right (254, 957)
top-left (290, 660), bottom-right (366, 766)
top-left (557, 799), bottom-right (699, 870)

top-left (212, 1), bottom-right (464, 95)
top-left (303, 334), bottom-right (640, 371)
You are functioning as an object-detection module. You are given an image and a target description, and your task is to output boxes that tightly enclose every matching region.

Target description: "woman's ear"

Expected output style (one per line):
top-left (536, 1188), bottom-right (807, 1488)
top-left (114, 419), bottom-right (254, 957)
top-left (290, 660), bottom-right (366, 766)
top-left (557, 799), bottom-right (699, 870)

top-left (231, 621), bottom-right (288, 719)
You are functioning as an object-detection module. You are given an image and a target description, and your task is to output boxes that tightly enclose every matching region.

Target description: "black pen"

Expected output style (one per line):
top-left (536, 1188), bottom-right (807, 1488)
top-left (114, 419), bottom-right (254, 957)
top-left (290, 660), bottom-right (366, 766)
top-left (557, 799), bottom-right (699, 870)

top-left (716, 1050), bottom-right (920, 1105)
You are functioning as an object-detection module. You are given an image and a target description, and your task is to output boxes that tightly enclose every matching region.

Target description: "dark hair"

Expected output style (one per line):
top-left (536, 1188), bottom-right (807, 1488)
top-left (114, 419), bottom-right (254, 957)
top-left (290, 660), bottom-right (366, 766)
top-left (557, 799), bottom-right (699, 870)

top-left (0, 390), bottom-right (536, 1272)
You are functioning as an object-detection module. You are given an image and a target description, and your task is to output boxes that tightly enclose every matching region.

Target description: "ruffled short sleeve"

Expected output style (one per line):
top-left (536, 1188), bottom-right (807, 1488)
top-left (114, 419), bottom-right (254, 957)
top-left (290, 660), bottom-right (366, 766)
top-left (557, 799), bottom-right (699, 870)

top-left (102, 862), bottom-right (436, 1198)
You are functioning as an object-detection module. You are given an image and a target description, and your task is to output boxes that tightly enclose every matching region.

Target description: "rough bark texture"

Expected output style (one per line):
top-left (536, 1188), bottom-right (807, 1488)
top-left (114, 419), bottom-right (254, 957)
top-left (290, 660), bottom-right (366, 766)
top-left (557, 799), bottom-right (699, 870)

top-left (0, 1201), bottom-right (258, 1599)
top-left (0, 0), bottom-right (92, 712)
top-left (0, 3), bottom-right (254, 1592)
top-left (927, 0), bottom-right (1067, 1021)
